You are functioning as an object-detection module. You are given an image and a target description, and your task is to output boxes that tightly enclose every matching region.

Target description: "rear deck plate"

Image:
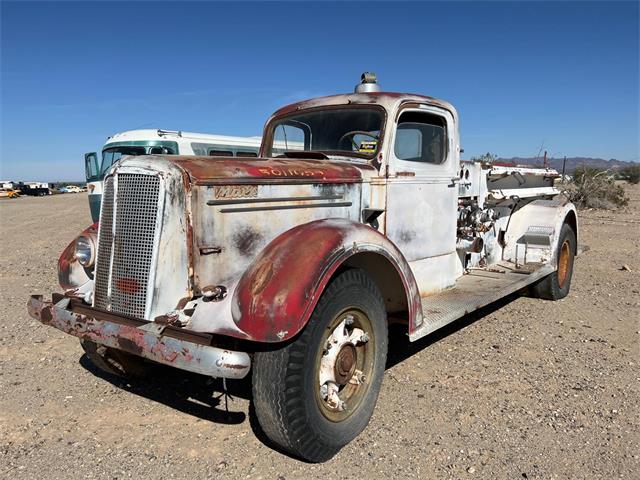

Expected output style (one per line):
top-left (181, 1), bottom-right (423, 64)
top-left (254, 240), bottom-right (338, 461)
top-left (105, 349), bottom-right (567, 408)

top-left (410, 262), bottom-right (554, 341)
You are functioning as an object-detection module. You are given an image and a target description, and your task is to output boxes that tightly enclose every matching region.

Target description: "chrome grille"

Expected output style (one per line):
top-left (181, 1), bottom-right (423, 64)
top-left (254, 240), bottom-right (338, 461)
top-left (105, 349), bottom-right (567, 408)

top-left (93, 173), bottom-right (161, 319)
top-left (93, 177), bottom-right (114, 310)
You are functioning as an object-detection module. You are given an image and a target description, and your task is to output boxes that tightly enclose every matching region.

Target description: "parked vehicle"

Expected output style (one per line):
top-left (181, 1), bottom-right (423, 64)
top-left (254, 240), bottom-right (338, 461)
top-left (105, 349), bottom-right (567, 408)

top-left (85, 130), bottom-right (264, 222)
top-left (0, 187), bottom-right (20, 198)
top-left (63, 185), bottom-right (83, 193)
top-left (1, 180), bottom-right (18, 189)
top-left (18, 182), bottom-right (51, 196)
top-left (28, 73), bottom-right (578, 462)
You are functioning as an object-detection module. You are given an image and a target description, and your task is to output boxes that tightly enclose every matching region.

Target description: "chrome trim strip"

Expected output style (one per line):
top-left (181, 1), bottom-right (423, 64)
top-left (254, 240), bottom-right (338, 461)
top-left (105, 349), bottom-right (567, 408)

top-left (207, 194), bottom-right (343, 206)
top-left (219, 201), bottom-right (353, 213)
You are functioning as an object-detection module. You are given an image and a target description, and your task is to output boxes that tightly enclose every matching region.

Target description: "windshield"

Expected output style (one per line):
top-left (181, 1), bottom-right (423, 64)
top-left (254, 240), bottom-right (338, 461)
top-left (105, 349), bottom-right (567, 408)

top-left (266, 107), bottom-right (384, 158)
top-left (100, 144), bottom-right (176, 175)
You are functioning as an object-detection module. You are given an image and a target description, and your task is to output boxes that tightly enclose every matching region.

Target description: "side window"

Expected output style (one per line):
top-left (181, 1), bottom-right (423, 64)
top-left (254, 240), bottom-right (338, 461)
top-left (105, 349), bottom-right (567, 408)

top-left (274, 123), bottom-right (307, 151)
top-left (394, 111), bottom-right (447, 164)
top-left (190, 143), bottom-right (209, 156)
top-left (85, 152), bottom-right (100, 182)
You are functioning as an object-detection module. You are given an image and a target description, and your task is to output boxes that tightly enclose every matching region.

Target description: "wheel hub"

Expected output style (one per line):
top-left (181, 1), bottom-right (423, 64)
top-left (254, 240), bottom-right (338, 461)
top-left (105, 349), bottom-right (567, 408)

top-left (334, 344), bottom-right (357, 385)
top-left (557, 240), bottom-right (570, 288)
top-left (318, 314), bottom-right (370, 412)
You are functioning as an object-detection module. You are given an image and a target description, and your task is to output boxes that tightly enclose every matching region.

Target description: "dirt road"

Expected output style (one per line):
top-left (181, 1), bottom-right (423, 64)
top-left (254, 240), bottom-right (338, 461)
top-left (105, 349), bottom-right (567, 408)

top-left (1, 189), bottom-right (638, 479)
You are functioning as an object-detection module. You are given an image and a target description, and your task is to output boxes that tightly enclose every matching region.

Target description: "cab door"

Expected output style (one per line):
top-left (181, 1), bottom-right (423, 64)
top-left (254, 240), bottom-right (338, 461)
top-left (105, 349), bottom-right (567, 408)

top-left (384, 105), bottom-right (459, 295)
top-left (85, 152), bottom-right (100, 182)
top-left (85, 152), bottom-right (102, 222)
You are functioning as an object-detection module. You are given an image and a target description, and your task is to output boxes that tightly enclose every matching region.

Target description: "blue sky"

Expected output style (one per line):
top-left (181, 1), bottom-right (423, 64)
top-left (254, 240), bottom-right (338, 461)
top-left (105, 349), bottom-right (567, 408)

top-left (1, 1), bottom-right (638, 181)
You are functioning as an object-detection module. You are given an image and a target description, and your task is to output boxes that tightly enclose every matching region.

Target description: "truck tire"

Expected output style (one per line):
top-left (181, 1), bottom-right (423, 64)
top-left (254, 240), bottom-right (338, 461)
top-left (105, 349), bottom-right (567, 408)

top-left (252, 269), bottom-right (388, 462)
top-left (80, 339), bottom-right (149, 378)
top-left (531, 223), bottom-right (576, 300)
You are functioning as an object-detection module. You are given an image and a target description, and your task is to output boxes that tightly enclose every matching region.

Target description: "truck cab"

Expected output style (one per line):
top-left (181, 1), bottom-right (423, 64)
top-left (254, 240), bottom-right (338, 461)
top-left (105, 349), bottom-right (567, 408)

top-left (29, 73), bottom-right (578, 462)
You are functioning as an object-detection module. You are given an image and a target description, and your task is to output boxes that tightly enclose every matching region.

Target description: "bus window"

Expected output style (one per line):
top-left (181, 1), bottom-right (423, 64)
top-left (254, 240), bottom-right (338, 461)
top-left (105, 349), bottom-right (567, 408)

top-left (149, 146), bottom-right (175, 155)
top-left (209, 150), bottom-right (233, 157)
top-left (101, 146), bottom-right (146, 175)
top-left (237, 151), bottom-right (258, 157)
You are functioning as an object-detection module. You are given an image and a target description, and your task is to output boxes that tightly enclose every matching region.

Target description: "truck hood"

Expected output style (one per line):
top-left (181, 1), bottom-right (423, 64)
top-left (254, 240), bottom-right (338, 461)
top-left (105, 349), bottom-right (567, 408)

top-left (163, 155), bottom-right (378, 185)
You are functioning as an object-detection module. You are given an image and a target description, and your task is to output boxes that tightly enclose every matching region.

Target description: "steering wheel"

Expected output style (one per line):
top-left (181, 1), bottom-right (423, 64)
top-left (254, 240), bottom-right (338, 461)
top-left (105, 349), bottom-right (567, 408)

top-left (338, 131), bottom-right (379, 151)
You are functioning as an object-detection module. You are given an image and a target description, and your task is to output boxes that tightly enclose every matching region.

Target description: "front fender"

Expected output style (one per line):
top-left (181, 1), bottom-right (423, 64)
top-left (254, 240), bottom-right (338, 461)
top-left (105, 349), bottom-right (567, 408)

top-left (231, 218), bottom-right (422, 342)
top-left (58, 223), bottom-right (97, 293)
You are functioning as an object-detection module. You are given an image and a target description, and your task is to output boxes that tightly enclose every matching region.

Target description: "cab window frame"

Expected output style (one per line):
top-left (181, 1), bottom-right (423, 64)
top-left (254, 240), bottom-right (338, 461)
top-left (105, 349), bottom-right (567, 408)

top-left (263, 104), bottom-right (388, 161)
top-left (390, 105), bottom-right (453, 175)
top-left (393, 110), bottom-right (448, 165)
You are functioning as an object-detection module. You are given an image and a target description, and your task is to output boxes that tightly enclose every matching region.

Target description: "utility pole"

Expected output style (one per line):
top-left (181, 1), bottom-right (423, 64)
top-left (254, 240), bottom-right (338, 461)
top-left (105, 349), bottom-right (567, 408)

top-left (561, 156), bottom-right (567, 179)
top-left (543, 150), bottom-right (548, 169)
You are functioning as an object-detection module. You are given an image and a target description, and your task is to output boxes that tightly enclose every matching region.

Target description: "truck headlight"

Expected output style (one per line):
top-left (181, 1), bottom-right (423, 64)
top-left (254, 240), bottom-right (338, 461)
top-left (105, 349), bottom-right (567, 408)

top-left (75, 235), bottom-right (95, 267)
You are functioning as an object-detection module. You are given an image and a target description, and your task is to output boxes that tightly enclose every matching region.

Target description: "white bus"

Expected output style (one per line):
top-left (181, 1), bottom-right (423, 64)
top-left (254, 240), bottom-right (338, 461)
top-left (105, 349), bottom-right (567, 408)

top-left (85, 129), bottom-right (263, 221)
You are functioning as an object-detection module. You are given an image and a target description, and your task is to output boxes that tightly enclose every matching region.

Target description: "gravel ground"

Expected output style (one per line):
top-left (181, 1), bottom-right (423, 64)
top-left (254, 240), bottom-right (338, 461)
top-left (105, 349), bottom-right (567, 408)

top-left (1, 188), bottom-right (638, 479)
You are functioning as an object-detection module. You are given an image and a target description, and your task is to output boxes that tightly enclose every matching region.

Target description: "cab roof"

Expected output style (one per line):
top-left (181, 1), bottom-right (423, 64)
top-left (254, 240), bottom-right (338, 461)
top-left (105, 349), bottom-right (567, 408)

top-left (270, 91), bottom-right (458, 120)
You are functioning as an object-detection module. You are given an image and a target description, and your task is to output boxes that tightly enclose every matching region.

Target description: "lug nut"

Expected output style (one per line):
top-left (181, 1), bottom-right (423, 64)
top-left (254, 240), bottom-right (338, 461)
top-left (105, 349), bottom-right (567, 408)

top-left (320, 384), bottom-right (328, 399)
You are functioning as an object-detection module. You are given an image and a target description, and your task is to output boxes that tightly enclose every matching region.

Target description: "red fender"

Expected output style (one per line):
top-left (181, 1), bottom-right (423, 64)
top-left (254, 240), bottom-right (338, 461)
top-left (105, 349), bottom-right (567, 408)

top-left (231, 218), bottom-right (422, 342)
top-left (58, 223), bottom-right (98, 291)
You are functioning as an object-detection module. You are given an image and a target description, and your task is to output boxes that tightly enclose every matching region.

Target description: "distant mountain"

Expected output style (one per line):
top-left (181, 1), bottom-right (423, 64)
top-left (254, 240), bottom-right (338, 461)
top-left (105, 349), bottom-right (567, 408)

top-left (491, 156), bottom-right (637, 173)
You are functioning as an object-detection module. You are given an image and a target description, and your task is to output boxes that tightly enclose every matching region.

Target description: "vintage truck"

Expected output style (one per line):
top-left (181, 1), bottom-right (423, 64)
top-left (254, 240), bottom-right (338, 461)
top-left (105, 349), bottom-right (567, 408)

top-left (27, 73), bottom-right (578, 462)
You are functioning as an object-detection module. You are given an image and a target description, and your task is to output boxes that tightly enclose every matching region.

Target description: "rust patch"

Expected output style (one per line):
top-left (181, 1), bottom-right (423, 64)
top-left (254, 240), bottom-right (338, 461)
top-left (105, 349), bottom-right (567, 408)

top-left (223, 363), bottom-right (247, 370)
top-left (170, 156), bottom-right (371, 185)
top-left (117, 337), bottom-right (144, 356)
top-left (251, 261), bottom-right (274, 296)
top-left (40, 306), bottom-right (53, 323)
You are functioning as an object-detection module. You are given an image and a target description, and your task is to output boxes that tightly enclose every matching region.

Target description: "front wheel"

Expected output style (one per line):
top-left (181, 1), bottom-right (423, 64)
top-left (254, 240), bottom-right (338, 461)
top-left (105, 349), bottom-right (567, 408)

top-left (252, 269), bottom-right (388, 462)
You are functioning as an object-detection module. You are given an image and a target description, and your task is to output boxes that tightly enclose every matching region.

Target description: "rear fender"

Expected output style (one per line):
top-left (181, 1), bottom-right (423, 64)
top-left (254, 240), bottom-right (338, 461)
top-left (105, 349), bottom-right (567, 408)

top-left (503, 199), bottom-right (578, 266)
top-left (231, 218), bottom-right (422, 342)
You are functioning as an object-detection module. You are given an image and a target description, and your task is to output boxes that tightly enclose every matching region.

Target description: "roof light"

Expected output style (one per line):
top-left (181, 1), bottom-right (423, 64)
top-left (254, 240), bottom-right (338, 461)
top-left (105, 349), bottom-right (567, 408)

top-left (354, 72), bottom-right (381, 93)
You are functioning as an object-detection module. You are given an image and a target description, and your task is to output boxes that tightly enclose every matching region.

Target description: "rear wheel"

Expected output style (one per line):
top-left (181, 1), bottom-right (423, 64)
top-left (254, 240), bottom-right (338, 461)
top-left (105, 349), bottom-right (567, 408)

top-left (80, 339), bottom-right (149, 378)
top-left (530, 223), bottom-right (576, 300)
top-left (252, 269), bottom-right (388, 462)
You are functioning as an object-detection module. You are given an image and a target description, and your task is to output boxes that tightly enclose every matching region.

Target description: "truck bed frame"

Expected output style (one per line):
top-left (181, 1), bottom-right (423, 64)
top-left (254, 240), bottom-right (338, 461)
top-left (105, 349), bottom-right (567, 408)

top-left (410, 261), bottom-right (554, 341)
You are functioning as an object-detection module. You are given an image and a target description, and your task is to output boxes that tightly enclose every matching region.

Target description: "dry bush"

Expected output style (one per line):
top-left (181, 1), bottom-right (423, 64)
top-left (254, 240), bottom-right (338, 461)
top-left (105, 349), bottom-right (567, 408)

top-left (618, 164), bottom-right (640, 184)
top-left (563, 167), bottom-right (628, 209)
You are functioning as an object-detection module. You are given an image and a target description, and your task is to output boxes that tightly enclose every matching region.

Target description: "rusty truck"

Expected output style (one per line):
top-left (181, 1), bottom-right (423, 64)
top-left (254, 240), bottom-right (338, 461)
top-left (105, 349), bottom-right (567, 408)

top-left (27, 73), bottom-right (578, 462)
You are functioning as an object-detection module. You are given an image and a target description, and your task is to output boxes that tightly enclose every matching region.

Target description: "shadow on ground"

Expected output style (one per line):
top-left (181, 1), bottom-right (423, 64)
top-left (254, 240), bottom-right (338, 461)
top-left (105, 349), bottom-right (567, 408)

top-left (79, 293), bottom-right (518, 455)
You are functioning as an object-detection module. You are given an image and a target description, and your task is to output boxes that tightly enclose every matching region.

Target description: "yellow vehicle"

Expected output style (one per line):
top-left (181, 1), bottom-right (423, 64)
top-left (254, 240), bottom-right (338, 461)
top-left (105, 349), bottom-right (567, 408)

top-left (0, 188), bottom-right (20, 198)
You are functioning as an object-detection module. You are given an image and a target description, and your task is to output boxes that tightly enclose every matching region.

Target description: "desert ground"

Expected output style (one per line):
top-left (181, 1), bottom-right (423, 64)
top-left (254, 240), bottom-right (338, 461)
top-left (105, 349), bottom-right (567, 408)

top-left (1, 187), bottom-right (638, 479)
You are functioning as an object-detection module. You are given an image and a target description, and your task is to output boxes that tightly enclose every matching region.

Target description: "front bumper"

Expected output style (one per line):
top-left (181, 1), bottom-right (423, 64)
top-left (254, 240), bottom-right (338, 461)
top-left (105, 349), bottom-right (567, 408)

top-left (27, 295), bottom-right (251, 379)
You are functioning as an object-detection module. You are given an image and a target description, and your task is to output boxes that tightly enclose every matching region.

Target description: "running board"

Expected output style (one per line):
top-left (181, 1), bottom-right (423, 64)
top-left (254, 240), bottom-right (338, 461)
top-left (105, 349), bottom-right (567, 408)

top-left (409, 263), bottom-right (554, 342)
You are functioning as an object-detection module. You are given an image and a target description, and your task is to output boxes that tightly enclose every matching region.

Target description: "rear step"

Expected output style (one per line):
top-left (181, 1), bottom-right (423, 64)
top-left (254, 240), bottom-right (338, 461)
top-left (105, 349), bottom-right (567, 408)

top-left (410, 262), bottom-right (554, 341)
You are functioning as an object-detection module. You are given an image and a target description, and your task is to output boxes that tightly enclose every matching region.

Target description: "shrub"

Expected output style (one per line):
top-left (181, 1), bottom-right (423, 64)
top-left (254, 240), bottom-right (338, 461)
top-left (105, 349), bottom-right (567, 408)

top-left (563, 166), bottom-right (628, 209)
top-left (471, 152), bottom-right (499, 164)
top-left (618, 164), bottom-right (640, 184)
